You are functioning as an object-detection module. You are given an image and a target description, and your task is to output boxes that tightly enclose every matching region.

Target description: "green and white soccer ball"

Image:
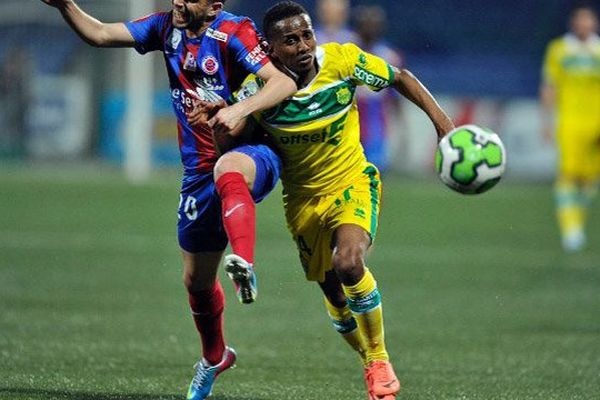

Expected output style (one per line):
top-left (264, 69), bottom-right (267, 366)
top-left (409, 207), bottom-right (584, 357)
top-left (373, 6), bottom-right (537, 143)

top-left (435, 124), bottom-right (507, 195)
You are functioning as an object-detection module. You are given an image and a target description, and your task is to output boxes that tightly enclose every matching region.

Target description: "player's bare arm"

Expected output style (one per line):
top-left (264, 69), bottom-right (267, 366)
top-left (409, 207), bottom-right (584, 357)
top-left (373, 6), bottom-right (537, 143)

top-left (40, 0), bottom-right (135, 47)
top-left (539, 81), bottom-right (556, 142)
top-left (186, 98), bottom-right (249, 155)
top-left (208, 63), bottom-right (297, 136)
top-left (391, 66), bottom-right (455, 140)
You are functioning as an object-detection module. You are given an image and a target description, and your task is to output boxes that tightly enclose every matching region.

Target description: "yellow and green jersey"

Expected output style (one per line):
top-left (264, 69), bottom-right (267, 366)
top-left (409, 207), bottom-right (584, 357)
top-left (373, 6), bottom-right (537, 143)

top-left (543, 33), bottom-right (600, 131)
top-left (235, 42), bottom-right (395, 197)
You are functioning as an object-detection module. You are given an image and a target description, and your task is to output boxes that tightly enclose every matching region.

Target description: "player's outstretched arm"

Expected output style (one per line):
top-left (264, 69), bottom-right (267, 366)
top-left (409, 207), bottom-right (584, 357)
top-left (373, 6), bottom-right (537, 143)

top-left (40, 0), bottom-right (135, 47)
top-left (209, 63), bottom-right (297, 136)
top-left (539, 81), bottom-right (556, 143)
top-left (391, 67), bottom-right (455, 140)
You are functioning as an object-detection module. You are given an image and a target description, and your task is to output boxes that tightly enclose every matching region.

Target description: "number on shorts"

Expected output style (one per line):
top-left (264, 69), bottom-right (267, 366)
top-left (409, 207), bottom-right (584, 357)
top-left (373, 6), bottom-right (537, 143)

top-left (181, 195), bottom-right (198, 220)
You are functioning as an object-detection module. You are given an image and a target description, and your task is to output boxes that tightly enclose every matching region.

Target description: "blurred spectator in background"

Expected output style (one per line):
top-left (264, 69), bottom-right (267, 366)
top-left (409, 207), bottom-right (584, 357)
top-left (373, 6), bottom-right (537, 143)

top-left (354, 5), bottom-right (403, 173)
top-left (540, 4), bottom-right (600, 252)
top-left (315, 0), bottom-right (357, 43)
top-left (0, 48), bottom-right (31, 158)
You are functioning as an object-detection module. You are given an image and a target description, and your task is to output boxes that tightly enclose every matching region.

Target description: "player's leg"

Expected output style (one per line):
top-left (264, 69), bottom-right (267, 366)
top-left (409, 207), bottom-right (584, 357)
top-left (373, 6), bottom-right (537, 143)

top-left (332, 224), bottom-right (399, 399)
top-left (214, 144), bottom-right (281, 303)
top-left (182, 250), bottom-right (237, 400)
top-left (581, 179), bottom-right (599, 210)
top-left (214, 151), bottom-right (257, 267)
top-left (285, 194), bottom-right (366, 362)
top-left (178, 174), bottom-right (235, 400)
top-left (286, 176), bottom-right (397, 397)
top-left (555, 131), bottom-right (587, 252)
top-left (579, 134), bottom-right (600, 240)
top-left (332, 224), bottom-right (388, 363)
top-left (182, 250), bottom-right (226, 365)
top-left (318, 270), bottom-right (367, 365)
top-left (555, 175), bottom-right (586, 251)
top-left (328, 165), bottom-right (399, 398)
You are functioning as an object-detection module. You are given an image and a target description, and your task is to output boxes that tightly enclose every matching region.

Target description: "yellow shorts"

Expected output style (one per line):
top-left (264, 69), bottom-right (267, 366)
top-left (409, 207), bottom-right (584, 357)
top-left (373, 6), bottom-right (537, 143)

top-left (284, 164), bottom-right (382, 282)
top-left (557, 127), bottom-right (600, 180)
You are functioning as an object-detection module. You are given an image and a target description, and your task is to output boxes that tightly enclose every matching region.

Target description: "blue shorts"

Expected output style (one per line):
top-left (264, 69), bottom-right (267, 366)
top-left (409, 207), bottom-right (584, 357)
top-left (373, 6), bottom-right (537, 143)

top-left (177, 144), bottom-right (281, 253)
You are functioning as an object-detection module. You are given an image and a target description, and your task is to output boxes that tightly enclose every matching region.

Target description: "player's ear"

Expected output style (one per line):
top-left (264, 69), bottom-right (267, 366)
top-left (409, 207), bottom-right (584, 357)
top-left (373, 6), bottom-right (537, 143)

top-left (209, 1), bottom-right (224, 17)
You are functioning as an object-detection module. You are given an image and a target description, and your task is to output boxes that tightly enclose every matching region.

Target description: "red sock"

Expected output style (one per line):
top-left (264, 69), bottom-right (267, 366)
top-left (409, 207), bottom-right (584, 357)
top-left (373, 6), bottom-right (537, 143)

top-left (188, 280), bottom-right (226, 365)
top-left (215, 172), bottom-right (256, 264)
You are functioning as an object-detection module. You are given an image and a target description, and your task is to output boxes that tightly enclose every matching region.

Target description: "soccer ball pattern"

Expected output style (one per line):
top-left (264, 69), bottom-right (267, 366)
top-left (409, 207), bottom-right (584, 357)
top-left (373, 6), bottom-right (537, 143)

top-left (435, 124), bottom-right (507, 194)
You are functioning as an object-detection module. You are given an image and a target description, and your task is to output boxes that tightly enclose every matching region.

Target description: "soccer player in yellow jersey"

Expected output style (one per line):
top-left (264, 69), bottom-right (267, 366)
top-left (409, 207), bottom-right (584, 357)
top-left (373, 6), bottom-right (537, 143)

top-left (193, 1), bottom-right (454, 398)
top-left (541, 5), bottom-right (600, 252)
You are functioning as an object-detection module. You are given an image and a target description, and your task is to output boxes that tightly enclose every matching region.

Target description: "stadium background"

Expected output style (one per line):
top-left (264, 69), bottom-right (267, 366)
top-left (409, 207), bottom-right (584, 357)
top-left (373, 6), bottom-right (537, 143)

top-left (1, 1), bottom-right (599, 399)
top-left (0, 0), bottom-right (575, 177)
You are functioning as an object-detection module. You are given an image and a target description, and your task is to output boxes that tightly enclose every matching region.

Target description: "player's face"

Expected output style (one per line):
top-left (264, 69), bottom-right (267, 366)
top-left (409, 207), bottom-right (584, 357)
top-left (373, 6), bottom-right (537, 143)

top-left (571, 8), bottom-right (598, 39)
top-left (270, 14), bottom-right (317, 75)
top-left (171, 0), bottom-right (222, 30)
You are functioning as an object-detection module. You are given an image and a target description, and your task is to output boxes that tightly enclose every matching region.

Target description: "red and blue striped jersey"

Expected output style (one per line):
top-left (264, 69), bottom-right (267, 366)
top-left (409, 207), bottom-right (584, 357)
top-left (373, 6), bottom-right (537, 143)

top-left (126, 11), bottom-right (270, 173)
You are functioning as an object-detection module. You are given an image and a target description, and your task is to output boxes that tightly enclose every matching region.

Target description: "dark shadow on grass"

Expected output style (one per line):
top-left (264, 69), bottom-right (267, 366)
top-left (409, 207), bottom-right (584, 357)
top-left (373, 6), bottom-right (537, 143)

top-left (0, 388), bottom-right (266, 400)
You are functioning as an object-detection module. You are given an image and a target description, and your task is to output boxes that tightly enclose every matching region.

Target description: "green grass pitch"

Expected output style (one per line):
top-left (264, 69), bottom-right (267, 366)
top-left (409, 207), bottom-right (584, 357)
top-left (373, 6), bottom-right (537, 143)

top-left (1, 166), bottom-right (599, 399)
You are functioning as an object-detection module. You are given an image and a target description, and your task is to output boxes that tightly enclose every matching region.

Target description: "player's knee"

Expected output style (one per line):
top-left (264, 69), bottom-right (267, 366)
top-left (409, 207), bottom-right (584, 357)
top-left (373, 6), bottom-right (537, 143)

top-left (183, 270), bottom-right (215, 293)
top-left (214, 153), bottom-right (254, 186)
top-left (182, 271), bottom-right (197, 292)
top-left (332, 247), bottom-right (365, 284)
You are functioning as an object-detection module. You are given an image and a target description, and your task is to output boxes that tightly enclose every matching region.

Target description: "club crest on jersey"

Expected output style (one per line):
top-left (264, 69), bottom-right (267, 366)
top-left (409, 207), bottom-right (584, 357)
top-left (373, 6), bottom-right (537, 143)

top-left (336, 87), bottom-right (352, 105)
top-left (201, 55), bottom-right (219, 75)
top-left (183, 52), bottom-right (197, 71)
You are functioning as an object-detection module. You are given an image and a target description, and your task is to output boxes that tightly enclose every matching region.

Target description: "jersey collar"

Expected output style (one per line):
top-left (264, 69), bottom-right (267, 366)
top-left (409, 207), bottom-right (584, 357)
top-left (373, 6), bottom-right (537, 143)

top-left (564, 32), bottom-right (600, 48)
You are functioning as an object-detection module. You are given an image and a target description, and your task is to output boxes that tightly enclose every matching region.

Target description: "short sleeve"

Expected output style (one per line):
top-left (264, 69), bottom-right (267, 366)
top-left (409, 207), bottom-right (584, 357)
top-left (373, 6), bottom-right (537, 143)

top-left (229, 74), bottom-right (266, 128)
top-left (228, 19), bottom-right (270, 74)
top-left (341, 42), bottom-right (395, 92)
top-left (125, 12), bottom-right (171, 54)
top-left (232, 74), bottom-right (263, 103)
top-left (543, 40), bottom-right (562, 86)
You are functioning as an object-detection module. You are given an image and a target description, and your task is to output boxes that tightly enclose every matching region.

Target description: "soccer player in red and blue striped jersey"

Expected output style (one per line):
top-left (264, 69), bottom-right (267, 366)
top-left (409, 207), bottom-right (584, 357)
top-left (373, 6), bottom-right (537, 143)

top-left (40, 1), bottom-right (297, 399)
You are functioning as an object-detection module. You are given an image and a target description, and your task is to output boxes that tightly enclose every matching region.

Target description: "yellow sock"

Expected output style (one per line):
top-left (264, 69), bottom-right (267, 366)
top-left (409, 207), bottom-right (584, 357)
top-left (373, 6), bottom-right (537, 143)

top-left (324, 297), bottom-right (367, 365)
top-left (555, 180), bottom-right (585, 236)
top-left (343, 268), bottom-right (388, 364)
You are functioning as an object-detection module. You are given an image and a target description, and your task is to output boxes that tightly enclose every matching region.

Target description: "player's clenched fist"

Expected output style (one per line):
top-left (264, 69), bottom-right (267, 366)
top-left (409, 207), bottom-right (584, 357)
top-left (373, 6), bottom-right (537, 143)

top-left (186, 98), bottom-right (227, 129)
top-left (209, 105), bottom-right (247, 138)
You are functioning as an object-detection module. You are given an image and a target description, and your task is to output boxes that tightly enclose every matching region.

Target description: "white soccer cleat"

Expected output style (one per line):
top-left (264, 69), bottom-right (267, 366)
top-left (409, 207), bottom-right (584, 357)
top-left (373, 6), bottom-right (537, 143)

top-left (562, 230), bottom-right (586, 253)
top-left (224, 254), bottom-right (257, 304)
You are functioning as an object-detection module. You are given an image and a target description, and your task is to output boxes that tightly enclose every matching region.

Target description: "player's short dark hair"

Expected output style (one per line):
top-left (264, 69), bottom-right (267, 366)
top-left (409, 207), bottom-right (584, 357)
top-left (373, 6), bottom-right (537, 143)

top-left (262, 1), bottom-right (309, 40)
top-left (570, 2), bottom-right (598, 16)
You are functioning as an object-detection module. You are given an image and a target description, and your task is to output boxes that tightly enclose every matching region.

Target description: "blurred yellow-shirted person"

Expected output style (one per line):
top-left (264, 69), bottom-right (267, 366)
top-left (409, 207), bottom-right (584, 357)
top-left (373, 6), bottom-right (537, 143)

top-left (541, 5), bottom-right (600, 252)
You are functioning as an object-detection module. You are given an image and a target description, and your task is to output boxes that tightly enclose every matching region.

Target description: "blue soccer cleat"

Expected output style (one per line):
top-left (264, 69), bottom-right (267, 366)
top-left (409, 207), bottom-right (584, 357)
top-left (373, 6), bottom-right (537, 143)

top-left (224, 254), bottom-right (257, 304)
top-left (186, 346), bottom-right (237, 400)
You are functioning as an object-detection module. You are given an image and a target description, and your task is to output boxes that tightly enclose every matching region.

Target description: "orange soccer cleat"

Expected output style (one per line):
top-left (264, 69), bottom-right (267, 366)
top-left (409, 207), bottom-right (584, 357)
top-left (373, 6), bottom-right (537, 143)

top-left (364, 360), bottom-right (400, 400)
